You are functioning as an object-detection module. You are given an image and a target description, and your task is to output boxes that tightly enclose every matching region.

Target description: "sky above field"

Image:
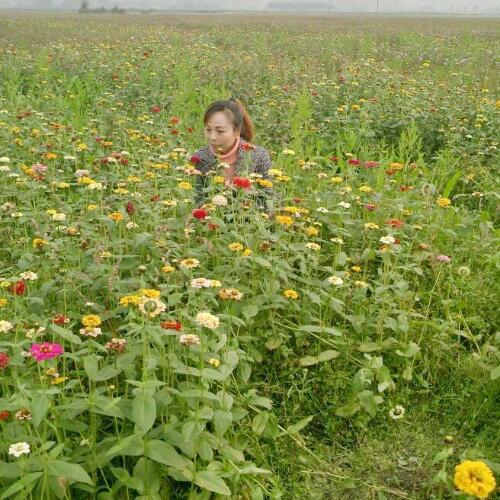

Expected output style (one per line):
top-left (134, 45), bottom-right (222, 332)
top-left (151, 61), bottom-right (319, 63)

top-left (0, 0), bottom-right (498, 12)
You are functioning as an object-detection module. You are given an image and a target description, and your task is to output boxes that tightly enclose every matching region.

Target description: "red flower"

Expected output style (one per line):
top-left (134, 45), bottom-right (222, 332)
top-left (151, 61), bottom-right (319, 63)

top-left (130, 102), bottom-right (137, 108)
top-left (394, 238), bottom-right (400, 244)
top-left (385, 169), bottom-right (395, 175)
top-left (385, 218), bottom-right (404, 227)
top-left (311, 91), bottom-right (318, 96)
top-left (399, 186), bottom-right (411, 191)
top-left (241, 143), bottom-right (254, 151)
top-left (190, 156), bottom-right (201, 164)
top-left (186, 127), bottom-right (193, 133)
top-left (0, 352), bottom-right (10, 370)
top-left (348, 159), bottom-right (360, 165)
top-left (171, 129), bottom-right (179, 135)
top-left (53, 314), bottom-right (68, 325)
top-left (150, 194), bottom-right (160, 202)
top-left (293, 198), bottom-right (302, 203)
top-left (94, 137), bottom-right (102, 143)
top-left (161, 320), bottom-right (182, 331)
top-left (111, 153), bottom-right (122, 159)
top-left (150, 106), bottom-right (161, 112)
top-left (192, 209), bottom-right (207, 220)
top-left (365, 161), bottom-right (379, 168)
top-left (338, 76), bottom-right (345, 83)
top-left (125, 202), bottom-right (135, 215)
top-left (233, 177), bottom-right (251, 188)
top-left (329, 156), bottom-right (339, 161)
top-left (120, 158), bottom-right (128, 165)
top-left (0, 411), bottom-right (10, 420)
top-left (9, 281), bottom-right (25, 295)
top-left (208, 222), bottom-right (219, 230)
top-left (170, 118), bottom-right (180, 124)
top-left (365, 204), bottom-right (377, 211)
top-left (99, 157), bottom-right (109, 164)
top-left (281, 84), bottom-right (289, 91)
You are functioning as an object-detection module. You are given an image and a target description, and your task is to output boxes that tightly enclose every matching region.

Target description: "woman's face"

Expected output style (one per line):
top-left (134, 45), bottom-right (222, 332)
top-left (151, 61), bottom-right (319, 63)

top-left (204, 111), bottom-right (240, 154)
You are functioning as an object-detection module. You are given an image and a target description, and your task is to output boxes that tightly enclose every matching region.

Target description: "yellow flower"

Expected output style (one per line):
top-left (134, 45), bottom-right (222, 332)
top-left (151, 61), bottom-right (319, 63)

top-left (331, 176), bottom-right (343, 183)
top-left (351, 104), bottom-right (360, 111)
top-left (228, 242), bottom-right (244, 252)
top-left (78, 177), bottom-right (93, 184)
top-left (32, 238), bottom-right (48, 248)
top-left (100, 251), bottom-right (111, 257)
top-left (162, 265), bottom-right (175, 273)
top-left (51, 376), bottom-right (69, 385)
top-left (257, 179), bottom-right (273, 188)
top-left (353, 280), bottom-right (368, 288)
top-left (55, 182), bottom-right (70, 188)
top-left (359, 185), bottom-right (373, 193)
top-left (140, 288), bottom-right (161, 298)
top-left (390, 162), bottom-right (404, 170)
top-left (401, 209), bottom-right (412, 216)
top-left (209, 358), bottom-right (221, 367)
top-left (364, 222), bottom-right (379, 229)
top-left (179, 258), bottom-right (200, 269)
top-left (178, 182), bottom-right (192, 190)
top-left (351, 266), bottom-right (362, 272)
top-left (413, 225), bottom-right (423, 230)
top-left (284, 289), bottom-right (298, 299)
top-left (87, 205), bottom-right (98, 211)
top-left (242, 249), bottom-right (252, 257)
top-left (453, 461), bottom-right (496, 499)
top-left (119, 295), bottom-right (141, 307)
top-left (214, 176), bottom-right (225, 184)
top-left (304, 227), bottom-right (319, 236)
top-left (108, 212), bottom-right (124, 221)
top-left (268, 168), bottom-right (283, 176)
top-left (127, 175), bottom-right (141, 183)
top-left (277, 175), bottom-right (291, 182)
top-left (76, 143), bottom-right (87, 150)
top-left (0, 298), bottom-right (7, 307)
top-left (81, 314), bottom-right (101, 328)
top-left (284, 206), bottom-right (299, 214)
top-left (436, 197), bottom-right (451, 207)
top-left (282, 149), bottom-right (296, 155)
top-left (276, 216), bottom-right (293, 225)
top-left (113, 188), bottom-right (129, 194)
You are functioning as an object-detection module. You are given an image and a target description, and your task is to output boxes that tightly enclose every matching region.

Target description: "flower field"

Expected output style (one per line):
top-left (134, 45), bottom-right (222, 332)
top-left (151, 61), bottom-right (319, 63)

top-left (0, 11), bottom-right (499, 500)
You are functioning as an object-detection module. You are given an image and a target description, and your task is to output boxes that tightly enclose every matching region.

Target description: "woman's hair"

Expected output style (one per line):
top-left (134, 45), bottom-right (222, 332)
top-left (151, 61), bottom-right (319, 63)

top-left (203, 98), bottom-right (254, 141)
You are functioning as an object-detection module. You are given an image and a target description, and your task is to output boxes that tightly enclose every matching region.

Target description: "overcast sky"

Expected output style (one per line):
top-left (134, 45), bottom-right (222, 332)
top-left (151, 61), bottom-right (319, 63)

top-left (1, 0), bottom-right (499, 12)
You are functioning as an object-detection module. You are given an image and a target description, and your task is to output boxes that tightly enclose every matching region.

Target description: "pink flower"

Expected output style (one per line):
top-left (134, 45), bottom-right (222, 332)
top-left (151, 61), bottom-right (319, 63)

top-left (150, 106), bottom-right (161, 113)
top-left (365, 204), bottom-right (377, 211)
top-left (30, 343), bottom-right (64, 362)
top-left (348, 159), bottom-right (360, 165)
top-left (190, 156), bottom-right (201, 164)
top-left (436, 255), bottom-right (451, 262)
top-left (32, 164), bottom-right (47, 173)
top-left (0, 352), bottom-right (11, 370)
top-left (364, 161), bottom-right (379, 168)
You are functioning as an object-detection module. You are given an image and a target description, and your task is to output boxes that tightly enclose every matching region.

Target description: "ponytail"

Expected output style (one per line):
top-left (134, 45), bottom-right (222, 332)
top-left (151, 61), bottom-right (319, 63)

top-left (231, 98), bottom-right (254, 142)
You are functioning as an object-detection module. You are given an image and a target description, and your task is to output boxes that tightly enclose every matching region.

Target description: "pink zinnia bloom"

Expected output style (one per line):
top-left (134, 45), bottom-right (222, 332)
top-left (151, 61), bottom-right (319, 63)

top-left (0, 352), bottom-right (11, 370)
top-left (32, 164), bottom-right (47, 173)
top-left (436, 255), bottom-right (451, 262)
top-left (365, 204), bottom-right (377, 211)
top-left (348, 159), bottom-right (360, 165)
top-left (30, 343), bottom-right (64, 362)
top-left (364, 161), bottom-right (379, 168)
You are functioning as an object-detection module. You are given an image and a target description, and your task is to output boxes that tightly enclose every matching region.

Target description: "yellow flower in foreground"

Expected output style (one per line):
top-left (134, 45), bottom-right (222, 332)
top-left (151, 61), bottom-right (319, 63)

top-left (364, 222), bottom-right (379, 229)
top-left (242, 249), bottom-right (252, 257)
top-left (0, 298), bottom-right (7, 307)
top-left (32, 238), bottom-right (48, 248)
top-left (209, 358), bottom-right (221, 367)
top-left (179, 258), bottom-right (200, 269)
top-left (140, 288), bottom-right (161, 298)
top-left (284, 289), bottom-right (298, 299)
top-left (214, 176), bottom-right (225, 184)
top-left (390, 162), bottom-right (404, 170)
top-left (436, 197), bottom-right (451, 207)
top-left (453, 461), bottom-right (496, 499)
top-left (82, 314), bottom-right (101, 328)
top-left (119, 295), bottom-right (141, 307)
top-left (228, 242), bottom-right (244, 252)
top-left (276, 215), bottom-right (293, 225)
top-left (359, 185), bottom-right (373, 193)
top-left (178, 182), bottom-right (192, 190)
top-left (87, 205), bottom-right (98, 211)
top-left (162, 265), bottom-right (175, 273)
top-left (108, 212), bottom-right (124, 221)
top-left (330, 176), bottom-right (343, 183)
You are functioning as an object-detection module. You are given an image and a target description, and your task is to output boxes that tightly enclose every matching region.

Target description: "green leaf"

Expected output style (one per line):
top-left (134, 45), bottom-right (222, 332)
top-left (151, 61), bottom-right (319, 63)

top-left (144, 439), bottom-right (188, 468)
top-left (317, 350), bottom-right (340, 362)
top-left (31, 393), bottom-right (50, 429)
top-left (47, 460), bottom-right (93, 485)
top-left (242, 304), bottom-right (259, 320)
top-left (0, 473), bottom-right (43, 500)
top-left (431, 447), bottom-right (453, 466)
top-left (194, 470), bottom-right (231, 496)
top-left (92, 366), bottom-right (122, 381)
top-left (252, 411), bottom-right (269, 435)
top-left (491, 365), bottom-right (500, 380)
top-left (298, 355), bottom-right (319, 367)
top-left (0, 460), bottom-right (22, 478)
top-left (83, 355), bottom-right (98, 379)
top-left (50, 324), bottom-right (82, 344)
top-left (132, 394), bottom-right (156, 434)
top-left (214, 409), bottom-right (233, 437)
top-left (265, 337), bottom-right (282, 350)
top-left (357, 390), bottom-right (379, 417)
top-left (298, 325), bottom-right (342, 336)
top-left (253, 256), bottom-right (272, 268)
top-left (442, 170), bottom-right (462, 198)
top-left (286, 415), bottom-right (314, 434)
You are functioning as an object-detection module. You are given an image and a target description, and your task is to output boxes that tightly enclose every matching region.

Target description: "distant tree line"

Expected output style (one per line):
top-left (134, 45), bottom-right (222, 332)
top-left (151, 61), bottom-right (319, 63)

top-left (266, 2), bottom-right (330, 10)
top-left (79, 1), bottom-right (125, 13)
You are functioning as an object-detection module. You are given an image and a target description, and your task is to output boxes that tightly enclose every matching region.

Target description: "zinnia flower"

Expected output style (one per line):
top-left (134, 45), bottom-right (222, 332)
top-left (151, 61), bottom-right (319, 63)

top-left (284, 289), bottom-right (298, 299)
top-left (161, 320), bottom-right (182, 331)
top-left (436, 255), bottom-right (451, 262)
top-left (179, 258), bottom-right (200, 269)
top-left (138, 297), bottom-right (166, 318)
top-left (389, 405), bottom-right (405, 419)
top-left (327, 276), bottom-right (343, 285)
top-left (179, 334), bottom-right (201, 346)
top-left (9, 281), bottom-right (25, 295)
top-left (30, 342), bottom-right (64, 362)
top-left (195, 311), bottom-right (219, 330)
top-left (0, 320), bottom-right (14, 333)
top-left (8, 442), bottom-right (30, 458)
top-left (233, 177), bottom-right (251, 188)
top-left (0, 352), bottom-right (11, 369)
top-left (81, 314), bottom-right (101, 328)
top-left (453, 461), bottom-right (496, 499)
top-left (436, 197), bottom-right (452, 207)
top-left (192, 209), bottom-right (207, 219)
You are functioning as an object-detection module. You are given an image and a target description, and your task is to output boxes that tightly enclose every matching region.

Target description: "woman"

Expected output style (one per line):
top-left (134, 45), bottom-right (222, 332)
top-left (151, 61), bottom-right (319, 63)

top-left (192, 98), bottom-right (274, 209)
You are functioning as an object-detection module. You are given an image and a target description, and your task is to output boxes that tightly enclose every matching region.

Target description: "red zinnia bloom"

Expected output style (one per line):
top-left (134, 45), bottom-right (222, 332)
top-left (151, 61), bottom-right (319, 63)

top-left (365, 161), bottom-right (379, 168)
top-left (130, 102), bottom-right (137, 108)
top-left (385, 218), bottom-right (404, 227)
top-left (192, 209), bottom-right (207, 220)
top-left (99, 157), bottom-right (109, 164)
top-left (233, 177), bottom-right (251, 188)
top-left (150, 194), bottom-right (160, 202)
top-left (365, 204), bottom-right (377, 211)
top-left (53, 314), bottom-right (69, 325)
top-left (311, 91), bottom-right (318, 96)
top-left (330, 156), bottom-right (339, 161)
top-left (338, 76), bottom-right (345, 83)
top-left (190, 156), bottom-right (201, 164)
top-left (121, 158), bottom-right (128, 165)
top-left (94, 137), bottom-right (102, 143)
top-left (0, 352), bottom-right (11, 370)
top-left (208, 222), bottom-right (219, 230)
top-left (186, 127), bottom-right (193, 133)
top-left (399, 186), bottom-right (411, 191)
top-left (30, 343), bottom-right (64, 362)
top-left (125, 202), bottom-right (135, 215)
top-left (170, 118), bottom-right (180, 124)
top-left (293, 198), bottom-right (302, 203)
top-left (241, 143), bottom-right (254, 151)
top-left (161, 320), bottom-right (182, 331)
top-left (394, 238), bottom-right (400, 244)
top-left (0, 411), bottom-right (10, 420)
top-left (150, 106), bottom-right (161, 112)
top-left (171, 129), bottom-right (179, 135)
top-left (9, 281), bottom-right (25, 295)
top-left (348, 159), bottom-right (360, 165)
top-left (385, 169), bottom-right (395, 175)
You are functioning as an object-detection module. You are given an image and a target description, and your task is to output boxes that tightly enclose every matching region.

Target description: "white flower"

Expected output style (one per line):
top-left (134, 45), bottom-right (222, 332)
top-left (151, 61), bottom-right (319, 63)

top-left (20, 271), bottom-right (37, 281)
top-left (212, 194), bottom-right (228, 206)
top-left (316, 207), bottom-right (329, 213)
top-left (305, 242), bottom-right (321, 250)
top-left (138, 297), bottom-right (166, 318)
top-left (389, 405), bottom-right (406, 420)
top-left (80, 438), bottom-right (91, 446)
top-left (2, 202), bottom-right (15, 210)
top-left (64, 155), bottom-right (76, 160)
top-left (125, 222), bottom-right (139, 229)
top-left (0, 157), bottom-right (10, 162)
top-left (330, 237), bottom-right (344, 244)
top-left (9, 173), bottom-right (20, 178)
top-left (52, 213), bottom-right (66, 220)
top-left (0, 320), bottom-right (14, 333)
top-left (88, 182), bottom-right (103, 190)
top-left (195, 311), bottom-right (220, 330)
top-left (11, 212), bottom-right (23, 217)
top-left (338, 201), bottom-right (351, 208)
top-left (317, 173), bottom-right (328, 179)
top-left (79, 327), bottom-right (102, 338)
top-left (9, 442), bottom-right (30, 457)
top-left (0, 165), bottom-right (11, 172)
top-left (379, 236), bottom-right (396, 244)
top-left (179, 334), bottom-right (201, 346)
top-left (190, 278), bottom-right (211, 288)
top-left (74, 169), bottom-right (90, 178)
top-left (327, 276), bottom-right (343, 285)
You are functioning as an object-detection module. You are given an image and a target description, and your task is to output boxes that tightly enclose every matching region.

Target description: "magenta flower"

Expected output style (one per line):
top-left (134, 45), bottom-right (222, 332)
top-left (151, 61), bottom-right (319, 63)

top-left (436, 255), bottom-right (451, 262)
top-left (30, 343), bottom-right (64, 362)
